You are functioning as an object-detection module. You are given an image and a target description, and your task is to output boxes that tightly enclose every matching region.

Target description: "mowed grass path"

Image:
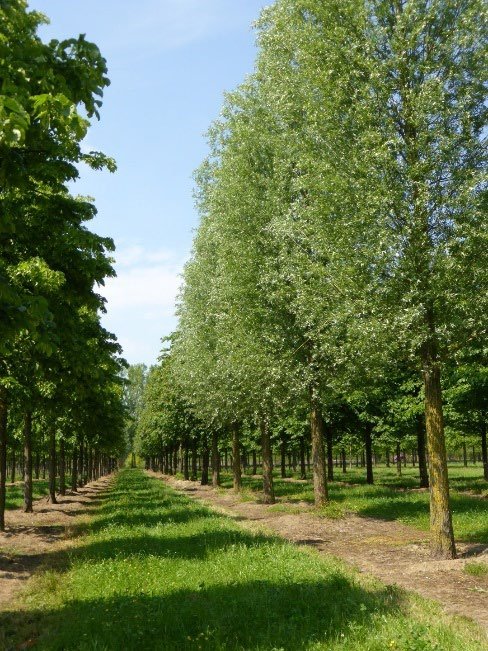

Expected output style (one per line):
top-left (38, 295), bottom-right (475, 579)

top-left (219, 465), bottom-right (488, 544)
top-left (2, 469), bottom-right (486, 651)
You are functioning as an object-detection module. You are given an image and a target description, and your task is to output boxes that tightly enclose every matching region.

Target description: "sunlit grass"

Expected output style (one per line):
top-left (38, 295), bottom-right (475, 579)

top-left (220, 464), bottom-right (488, 544)
top-left (1, 469), bottom-right (486, 650)
top-left (6, 479), bottom-right (50, 509)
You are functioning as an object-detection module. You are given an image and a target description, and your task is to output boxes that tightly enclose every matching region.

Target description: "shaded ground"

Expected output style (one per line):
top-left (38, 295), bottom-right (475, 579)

top-left (0, 476), bottom-right (112, 607)
top-left (155, 472), bottom-right (488, 633)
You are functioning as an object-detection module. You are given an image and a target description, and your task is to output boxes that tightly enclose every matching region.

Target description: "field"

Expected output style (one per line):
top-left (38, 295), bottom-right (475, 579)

top-left (1, 469), bottom-right (487, 650)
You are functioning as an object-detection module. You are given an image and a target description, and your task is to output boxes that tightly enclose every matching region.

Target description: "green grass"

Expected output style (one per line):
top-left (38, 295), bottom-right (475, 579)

top-left (464, 562), bottom-right (488, 577)
top-left (1, 469), bottom-right (486, 650)
top-left (219, 466), bottom-right (488, 544)
top-left (6, 479), bottom-right (50, 509)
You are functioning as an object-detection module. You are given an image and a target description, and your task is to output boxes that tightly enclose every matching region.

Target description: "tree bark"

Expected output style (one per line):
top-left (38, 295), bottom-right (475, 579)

top-left (422, 342), bottom-right (456, 558)
top-left (299, 436), bottom-right (306, 480)
top-left (201, 436), bottom-right (209, 485)
top-left (211, 431), bottom-right (220, 487)
top-left (396, 442), bottom-right (402, 477)
top-left (0, 389), bottom-right (8, 531)
top-left (232, 423), bottom-right (242, 492)
top-left (260, 417), bottom-right (275, 504)
top-left (23, 412), bottom-right (33, 513)
top-left (364, 423), bottom-right (374, 485)
top-left (325, 424), bottom-right (334, 481)
top-left (417, 415), bottom-right (429, 488)
top-left (47, 427), bottom-right (57, 503)
top-left (252, 449), bottom-right (257, 475)
top-left (481, 421), bottom-right (488, 482)
top-left (71, 448), bottom-right (78, 492)
top-left (59, 438), bottom-right (66, 496)
top-left (280, 433), bottom-right (287, 479)
top-left (310, 399), bottom-right (328, 506)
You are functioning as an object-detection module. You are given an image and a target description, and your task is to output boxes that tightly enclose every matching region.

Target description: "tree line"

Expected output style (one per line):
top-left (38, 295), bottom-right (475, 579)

top-left (133, 0), bottom-right (487, 561)
top-left (0, 1), bottom-right (127, 529)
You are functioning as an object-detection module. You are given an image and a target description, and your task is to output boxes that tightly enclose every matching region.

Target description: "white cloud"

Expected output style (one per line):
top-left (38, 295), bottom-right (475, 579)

top-left (100, 245), bottom-right (185, 365)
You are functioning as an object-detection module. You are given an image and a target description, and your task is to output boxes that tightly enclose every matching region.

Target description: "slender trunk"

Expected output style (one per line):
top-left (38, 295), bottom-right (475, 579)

top-left (299, 436), bottom-right (306, 480)
top-left (325, 424), bottom-right (334, 481)
top-left (0, 389), bottom-right (7, 531)
top-left (211, 432), bottom-right (220, 487)
top-left (341, 448), bottom-right (347, 473)
top-left (71, 448), bottom-right (78, 492)
top-left (260, 417), bottom-right (275, 504)
top-left (183, 446), bottom-right (190, 480)
top-left (232, 423), bottom-right (242, 492)
top-left (310, 399), bottom-right (328, 506)
top-left (47, 427), bottom-right (57, 504)
top-left (396, 442), bottom-right (402, 476)
top-left (280, 434), bottom-right (286, 479)
top-left (191, 443), bottom-right (198, 481)
top-left (201, 437), bottom-right (210, 485)
top-left (364, 423), bottom-right (374, 485)
top-left (252, 450), bottom-right (257, 475)
top-left (59, 439), bottom-right (66, 496)
top-left (422, 341), bottom-right (456, 559)
top-left (11, 443), bottom-right (16, 484)
top-left (386, 449), bottom-right (390, 467)
top-left (23, 412), bottom-right (33, 513)
top-left (481, 421), bottom-right (488, 482)
top-left (78, 440), bottom-right (84, 487)
top-left (417, 416), bottom-right (429, 488)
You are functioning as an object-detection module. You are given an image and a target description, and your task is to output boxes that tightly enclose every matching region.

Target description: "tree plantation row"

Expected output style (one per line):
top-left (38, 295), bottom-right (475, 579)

top-left (134, 0), bottom-right (487, 561)
top-left (0, 2), bottom-right (126, 530)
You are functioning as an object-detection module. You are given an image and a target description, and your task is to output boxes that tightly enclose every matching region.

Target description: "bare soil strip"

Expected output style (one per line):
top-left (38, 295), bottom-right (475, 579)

top-left (155, 472), bottom-right (488, 633)
top-left (0, 476), bottom-right (112, 608)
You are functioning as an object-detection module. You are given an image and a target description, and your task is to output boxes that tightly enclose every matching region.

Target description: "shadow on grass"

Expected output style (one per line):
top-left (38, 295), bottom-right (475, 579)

top-left (1, 577), bottom-right (403, 651)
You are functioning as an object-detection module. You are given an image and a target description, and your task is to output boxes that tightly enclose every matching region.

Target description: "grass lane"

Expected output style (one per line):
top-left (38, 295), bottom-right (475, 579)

top-left (2, 468), bottom-right (486, 650)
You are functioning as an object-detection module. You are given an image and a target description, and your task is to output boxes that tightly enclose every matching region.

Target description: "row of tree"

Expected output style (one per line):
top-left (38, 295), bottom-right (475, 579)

top-left (134, 0), bottom-right (487, 560)
top-left (0, 1), bottom-right (126, 529)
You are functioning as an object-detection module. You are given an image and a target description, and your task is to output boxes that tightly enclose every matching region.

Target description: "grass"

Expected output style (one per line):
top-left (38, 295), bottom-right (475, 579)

top-left (218, 465), bottom-right (488, 544)
top-left (464, 562), bottom-right (488, 577)
top-left (2, 468), bottom-right (486, 650)
top-left (5, 479), bottom-right (50, 509)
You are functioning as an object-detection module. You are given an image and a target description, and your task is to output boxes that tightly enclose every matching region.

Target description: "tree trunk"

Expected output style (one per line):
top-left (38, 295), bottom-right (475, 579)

top-left (191, 443), bottom-right (198, 481)
top-left (341, 448), bottom-right (347, 473)
top-left (59, 439), bottom-right (66, 496)
top-left (364, 423), bottom-right (374, 485)
top-left (47, 427), bottom-right (57, 504)
top-left (0, 389), bottom-right (8, 531)
top-left (211, 432), bottom-right (220, 487)
top-left (71, 448), bottom-right (78, 492)
top-left (201, 437), bottom-right (209, 485)
top-left (326, 424), bottom-right (334, 481)
top-left (252, 449), bottom-right (257, 475)
top-left (417, 416), bottom-right (429, 488)
top-left (481, 421), bottom-right (488, 482)
top-left (23, 412), bottom-right (33, 513)
top-left (232, 423), bottom-right (242, 492)
top-left (422, 343), bottom-right (456, 559)
top-left (299, 436), bottom-right (306, 480)
top-left (78, 440), bottom-right (84, 487)
top-left (310, 399), bottom-right (328, 506)
top-left (260, 417), bottom-right (275, 504)
top-left (183, 446), bottom-right (190, 480)
top-left (386, 449), bottom-right (390, 467)
top-left (11, 442), bottom-right (16, 484)
top-left (280, 434), bottom-right (286, 479)
top-left (396, 442), bottom-right (402, 476)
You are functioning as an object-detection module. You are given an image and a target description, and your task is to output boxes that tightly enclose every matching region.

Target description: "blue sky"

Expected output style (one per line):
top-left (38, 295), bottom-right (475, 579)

top-left (29, 0), bottom-right (268, 366)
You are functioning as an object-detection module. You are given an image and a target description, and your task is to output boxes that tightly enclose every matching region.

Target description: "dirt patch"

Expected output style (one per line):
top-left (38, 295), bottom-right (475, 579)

top-left (0, 476), bottom-right (112, 607)
top-left (153, 472), bottom-right (488, 634)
